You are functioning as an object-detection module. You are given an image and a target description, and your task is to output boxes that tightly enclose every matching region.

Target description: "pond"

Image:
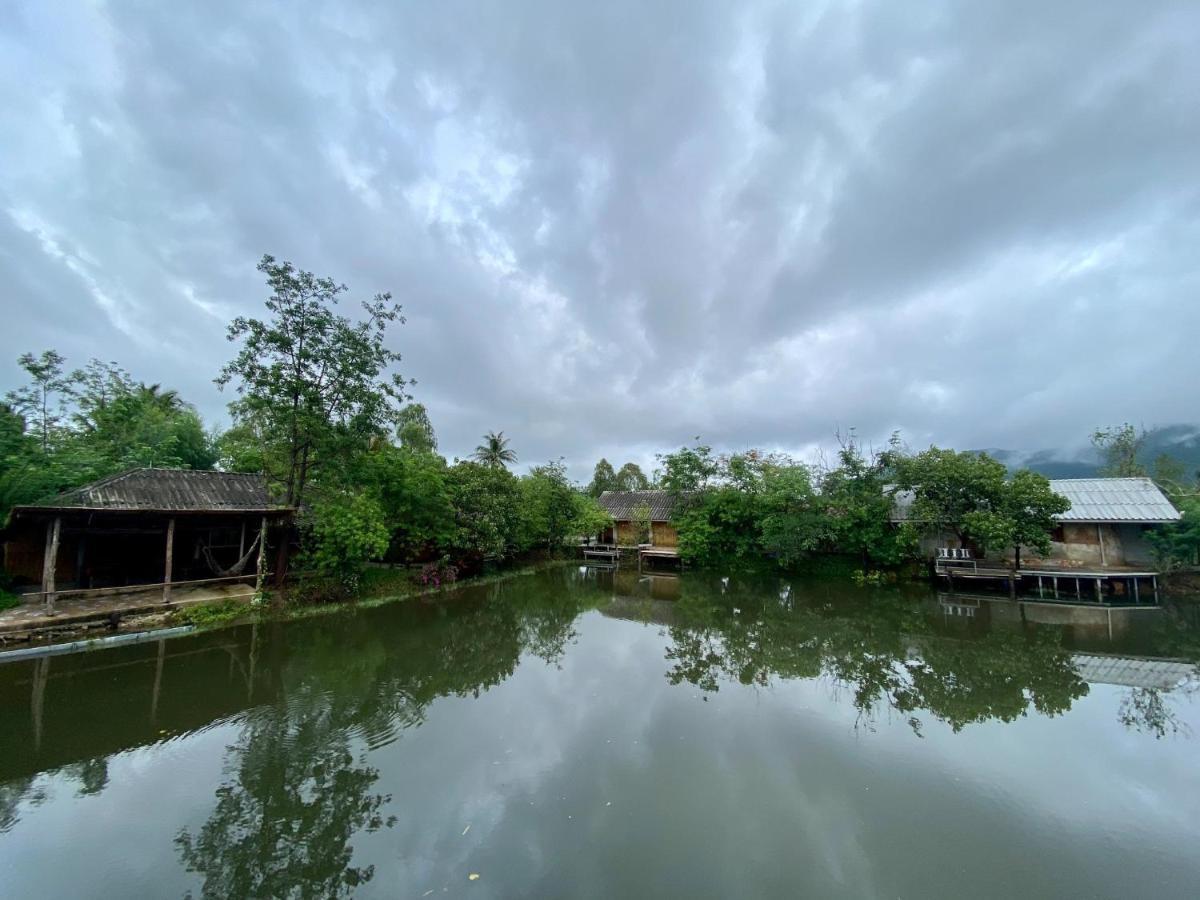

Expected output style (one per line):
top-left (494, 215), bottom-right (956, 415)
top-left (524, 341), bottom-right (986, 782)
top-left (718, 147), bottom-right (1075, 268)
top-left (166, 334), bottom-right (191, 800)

top-left (1, 567), bottom-right (1199, 899)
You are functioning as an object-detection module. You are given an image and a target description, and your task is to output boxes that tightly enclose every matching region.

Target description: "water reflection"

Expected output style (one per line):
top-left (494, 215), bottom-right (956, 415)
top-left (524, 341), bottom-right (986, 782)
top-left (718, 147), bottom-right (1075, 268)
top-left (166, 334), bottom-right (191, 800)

top-left (0, 567), bottom-right (1197, 896)
top-left (597, 569), bottom-right (1199, 736)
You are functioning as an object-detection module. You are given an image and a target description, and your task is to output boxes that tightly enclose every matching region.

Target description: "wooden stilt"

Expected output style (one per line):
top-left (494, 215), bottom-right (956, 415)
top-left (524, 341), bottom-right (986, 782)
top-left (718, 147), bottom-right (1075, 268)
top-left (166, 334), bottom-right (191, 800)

top-left (151, 639), bottom-right (165, 722)
top-left (163, 517), bottom-right (175, 603)
top-left (41, 517), bottom-right (61, 614)
top-left (1132, 577), bottom-right (1140, 604)
top-left (31, 656), bottom-right (49, 753)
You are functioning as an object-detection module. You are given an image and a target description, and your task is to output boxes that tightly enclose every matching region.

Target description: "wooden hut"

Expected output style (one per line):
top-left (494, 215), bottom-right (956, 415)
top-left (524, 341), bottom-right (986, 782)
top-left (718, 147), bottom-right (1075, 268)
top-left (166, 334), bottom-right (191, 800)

top-left (596, 490), bottom-right (684, 548)
top-left (2, 468), bottom-right (294, 611)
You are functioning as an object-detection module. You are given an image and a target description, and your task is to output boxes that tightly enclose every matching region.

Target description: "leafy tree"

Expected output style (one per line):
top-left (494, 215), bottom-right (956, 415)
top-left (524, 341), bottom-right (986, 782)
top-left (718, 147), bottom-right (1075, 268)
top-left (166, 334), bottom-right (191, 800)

top-left (656, 441), bottom-right (717, 493)
top-left (471, 430), bottom-right (517, 469)
top-left (894, 447), bottom-right (1008, 546)
top-left (301, 491), bottom-right (391, 595)
top-left (961, 470), bottom-right (1071, 568)
top-left (5, 350), bottom-right (71, 453)
top-left (396, 403), bottom-right (437, 454)
top-left (359, 444), bottom-right (454, 561)
top-left (614, 461), bottom-right (650, 491)
top-left (1147, 496), bottom-right (1200, 573)
top-left (586, 458), bottom-right (617, 497)
top-left (1092, 423), bottom-right (1147, 477)
top-left (216, 255), bottom-right (408, 507)
top-left (820, 434), bottom-right (915, 571)
top-left (759, 461), bottom-right (827, 568)
top-left (445, 461), bottom-right (523, 564)
top-left (518, 460), bottom-right (583, 551)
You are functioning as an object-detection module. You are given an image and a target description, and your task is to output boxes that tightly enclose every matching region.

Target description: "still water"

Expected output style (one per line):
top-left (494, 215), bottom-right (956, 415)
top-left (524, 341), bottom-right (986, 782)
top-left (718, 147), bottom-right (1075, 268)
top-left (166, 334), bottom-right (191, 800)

top-left (1, 567), bottom-right (1198, 899)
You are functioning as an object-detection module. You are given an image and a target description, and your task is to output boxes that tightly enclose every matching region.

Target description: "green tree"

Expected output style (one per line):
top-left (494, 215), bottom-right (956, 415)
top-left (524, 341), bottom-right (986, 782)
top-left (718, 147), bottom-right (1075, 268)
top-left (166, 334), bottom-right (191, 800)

top-left (1147, 496), bottom-right (1200, 573)
top-left (961, 469), bottom-right (1071, 568)
top-left (656, 440), bottom-right (717, 493)
top-left (894, 447), bottom-right (1008, 546)
top-left (586, 458), bottom-right (617, 497)
top-left (820, 434), bottom-right (915, 571)
top-left (519, 460), bottom-right (583, 552)
top-left (471, 430), bottom-right (517, 469)
top-left (396, 403), bottom-right (437, 454)
top-left (445, 461), bottom-right (523, 563)
top-left (301, 491), bottom-right (391, 595)
top-left (614, 461), bottom-right (650, 491)
top-left (1092, 423), bottom-right (1147, 477)
top-left (359, 444), bottom-right (454, 561)
top-left (5, 349), bottom-right (71, 453)
top-left (216, 255), bottom-right (407, 507)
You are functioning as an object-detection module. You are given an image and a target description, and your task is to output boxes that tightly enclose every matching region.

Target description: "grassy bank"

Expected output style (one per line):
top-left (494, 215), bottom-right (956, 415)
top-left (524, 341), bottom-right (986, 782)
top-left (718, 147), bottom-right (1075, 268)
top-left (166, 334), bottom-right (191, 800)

top-left (167, 559), bottom-right (569, 632)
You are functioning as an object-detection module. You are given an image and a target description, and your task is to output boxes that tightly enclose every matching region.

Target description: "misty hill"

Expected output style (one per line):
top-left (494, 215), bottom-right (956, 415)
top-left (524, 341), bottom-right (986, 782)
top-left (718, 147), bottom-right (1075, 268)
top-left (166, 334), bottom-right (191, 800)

top-left (979, 424), bottom-right (1200, 479)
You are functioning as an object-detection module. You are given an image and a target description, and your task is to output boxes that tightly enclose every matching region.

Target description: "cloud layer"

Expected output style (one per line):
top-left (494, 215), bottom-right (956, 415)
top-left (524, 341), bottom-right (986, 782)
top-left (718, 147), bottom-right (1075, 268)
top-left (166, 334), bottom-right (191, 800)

top-left (3, 0), bottom-right (1198, 478)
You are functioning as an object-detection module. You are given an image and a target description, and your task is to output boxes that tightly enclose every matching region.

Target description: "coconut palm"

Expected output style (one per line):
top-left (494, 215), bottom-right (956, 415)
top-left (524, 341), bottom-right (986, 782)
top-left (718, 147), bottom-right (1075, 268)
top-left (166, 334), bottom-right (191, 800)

top-left (472, 431), bottom-right (517, 468)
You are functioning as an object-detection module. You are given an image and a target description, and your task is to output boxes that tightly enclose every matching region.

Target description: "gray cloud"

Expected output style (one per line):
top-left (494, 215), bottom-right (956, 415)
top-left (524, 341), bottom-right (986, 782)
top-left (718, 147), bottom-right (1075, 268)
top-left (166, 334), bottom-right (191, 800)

top-left (2, 0), bottom-right (1197, 479)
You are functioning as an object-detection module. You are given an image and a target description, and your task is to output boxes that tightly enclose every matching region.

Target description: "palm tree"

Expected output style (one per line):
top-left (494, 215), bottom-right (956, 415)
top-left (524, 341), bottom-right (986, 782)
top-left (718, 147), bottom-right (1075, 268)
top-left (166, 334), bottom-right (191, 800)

top-left (472, 431), bottom-right (517, 468)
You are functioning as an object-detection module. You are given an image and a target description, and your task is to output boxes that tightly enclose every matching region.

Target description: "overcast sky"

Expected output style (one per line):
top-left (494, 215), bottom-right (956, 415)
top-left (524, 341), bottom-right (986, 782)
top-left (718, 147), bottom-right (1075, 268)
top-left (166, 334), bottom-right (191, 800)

top-left (2, 1), bottom-right (1198, 480)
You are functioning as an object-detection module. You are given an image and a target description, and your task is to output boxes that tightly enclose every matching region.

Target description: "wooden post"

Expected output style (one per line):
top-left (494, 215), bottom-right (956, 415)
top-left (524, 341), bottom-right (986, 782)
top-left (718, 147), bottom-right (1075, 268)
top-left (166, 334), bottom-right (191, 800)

top-left (151, 639), bottom-right (165, 722)
top-left (239, 520), bottom-right (246, 559)
top-left (254, 516), bottom-right (268, 596)
top-left (163, 517), bottom-right (175, 603)
top-left (1132, 577), bottom-right (1140, 604)
top-left (1097, 524), bottom-right (1107, 567)
top-left (41, 517), bottom-right (61, 614)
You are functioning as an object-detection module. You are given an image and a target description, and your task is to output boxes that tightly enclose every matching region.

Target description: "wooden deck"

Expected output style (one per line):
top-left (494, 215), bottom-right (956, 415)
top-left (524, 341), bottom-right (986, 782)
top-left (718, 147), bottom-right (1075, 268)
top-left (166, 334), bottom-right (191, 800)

top-left (934, 559), bottom-right (1160, 603)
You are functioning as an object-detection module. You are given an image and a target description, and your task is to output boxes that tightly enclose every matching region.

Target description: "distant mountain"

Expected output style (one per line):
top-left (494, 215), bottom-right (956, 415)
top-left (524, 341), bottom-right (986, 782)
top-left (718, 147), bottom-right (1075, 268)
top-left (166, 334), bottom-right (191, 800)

top-left (978, 424), bottom-right (1200, 480)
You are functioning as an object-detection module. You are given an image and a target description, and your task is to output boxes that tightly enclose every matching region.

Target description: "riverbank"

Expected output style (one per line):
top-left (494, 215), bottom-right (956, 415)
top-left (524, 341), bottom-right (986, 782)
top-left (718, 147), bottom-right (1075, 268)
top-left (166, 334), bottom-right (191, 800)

top-left (0, 560), bottom-right (568, 653)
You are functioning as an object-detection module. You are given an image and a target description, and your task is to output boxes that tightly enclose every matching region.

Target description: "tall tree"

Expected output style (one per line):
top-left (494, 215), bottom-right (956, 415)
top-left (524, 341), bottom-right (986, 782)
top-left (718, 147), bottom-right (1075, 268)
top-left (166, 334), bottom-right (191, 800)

top-left (1092, 423), bottom-right (1147, 477)
top-left (471, 431), bottom-right (517, 469)
top-left (587, 458), bottom-right (617, 497)
top-left (614, 461), bottom-right (650, 491)
top-left (216, 255), bottom-right (407, 506)
top-left (5, 350), bottom-right (71, 453)
top-left (894, 447), bottom-right (1008, 546)
top-left (396, 402), bottom-right (437, 454)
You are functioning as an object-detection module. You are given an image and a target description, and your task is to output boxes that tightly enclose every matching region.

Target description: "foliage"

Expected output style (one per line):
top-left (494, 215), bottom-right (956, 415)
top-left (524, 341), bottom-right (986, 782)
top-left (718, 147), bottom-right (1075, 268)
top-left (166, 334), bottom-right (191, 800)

top-left (216, 255), bottom-right (407, 507)
top-left (471, 430), bottom-right (517, 469)
top-left (171, 599), bottom-right (253, 628)
top-left (519, 460), bottom-right (584, 551)
top-left (4, 350), bottom-right (71, 454)
top-left (631, 501), bottom-right (653, 545)
top-left (418, 558), bottom-right (459, 588)
top-left (893, 447), bottom-right (1009, 543)
top-left (895, 446), bottom-right (1067, 565)
top-left (656, 440), bottom-right (718, 493)
top-left (301, 492), bottom-right (391, 596)
top-left (614, 461), bottom-right (650, 491)
top-left (357, 445), bottom-right (455, 561)
top-left (396, 403), bottom-right (437, 454)
top-left (0, 352), bottom-right (218, 519)
top-left (673, 451), bottom-right (828, 570)
top-left (1148, 496), bottom-right (1200, 573)
top-left (0, 589), bottom-right (19, 612)
top-left (1092, 423), bottom-right (1147, 477)
top-left (445, 460), bottom-right (523, 563)
top-left (586, 458), bottom-right (616, 497)
top-left (820, 434), bottom-right (916, 570)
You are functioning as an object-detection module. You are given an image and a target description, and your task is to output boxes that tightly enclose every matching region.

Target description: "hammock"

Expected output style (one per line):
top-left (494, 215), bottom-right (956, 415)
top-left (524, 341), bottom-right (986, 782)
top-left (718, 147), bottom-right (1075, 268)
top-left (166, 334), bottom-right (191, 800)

top-left (200, 532), bottom-right (262, 578)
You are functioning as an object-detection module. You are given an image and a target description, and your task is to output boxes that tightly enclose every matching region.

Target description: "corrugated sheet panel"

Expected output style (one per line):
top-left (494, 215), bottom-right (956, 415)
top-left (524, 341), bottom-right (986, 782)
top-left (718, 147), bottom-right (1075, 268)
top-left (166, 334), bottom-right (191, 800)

top-left (598, 490), bottom-right (687, 521)
top-left (32, 468), bottom-right (286, 512)
top-left (1052, 477), bottom-right (1181, 523)
top-left (1072, 653), bottom-right (1197, 690)
top-left (889, 477), bottom-right (1180, 524)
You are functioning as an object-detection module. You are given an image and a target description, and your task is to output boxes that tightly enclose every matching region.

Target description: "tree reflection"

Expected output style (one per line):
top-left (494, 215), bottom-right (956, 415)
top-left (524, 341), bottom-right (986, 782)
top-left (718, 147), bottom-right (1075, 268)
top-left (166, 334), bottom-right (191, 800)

top-left (660, 576), bottom-right (1090, 733)
top-left (175, 569), bottom-right (604, 897)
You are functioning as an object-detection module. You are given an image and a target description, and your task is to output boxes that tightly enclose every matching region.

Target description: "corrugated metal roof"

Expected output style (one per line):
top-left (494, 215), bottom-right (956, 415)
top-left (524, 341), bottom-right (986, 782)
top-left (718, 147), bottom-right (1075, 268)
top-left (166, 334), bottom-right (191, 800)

top-left (20, 468), bottom-right (290, 513)
top-left (598, 490), bottom-right (688, 521)
top-left (1072, 653), bottom-right (1197, 690)
top-left (1052, 477), bottom-right (1180, 523)
top-left (889, 477), bottom-right (1180, 524)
